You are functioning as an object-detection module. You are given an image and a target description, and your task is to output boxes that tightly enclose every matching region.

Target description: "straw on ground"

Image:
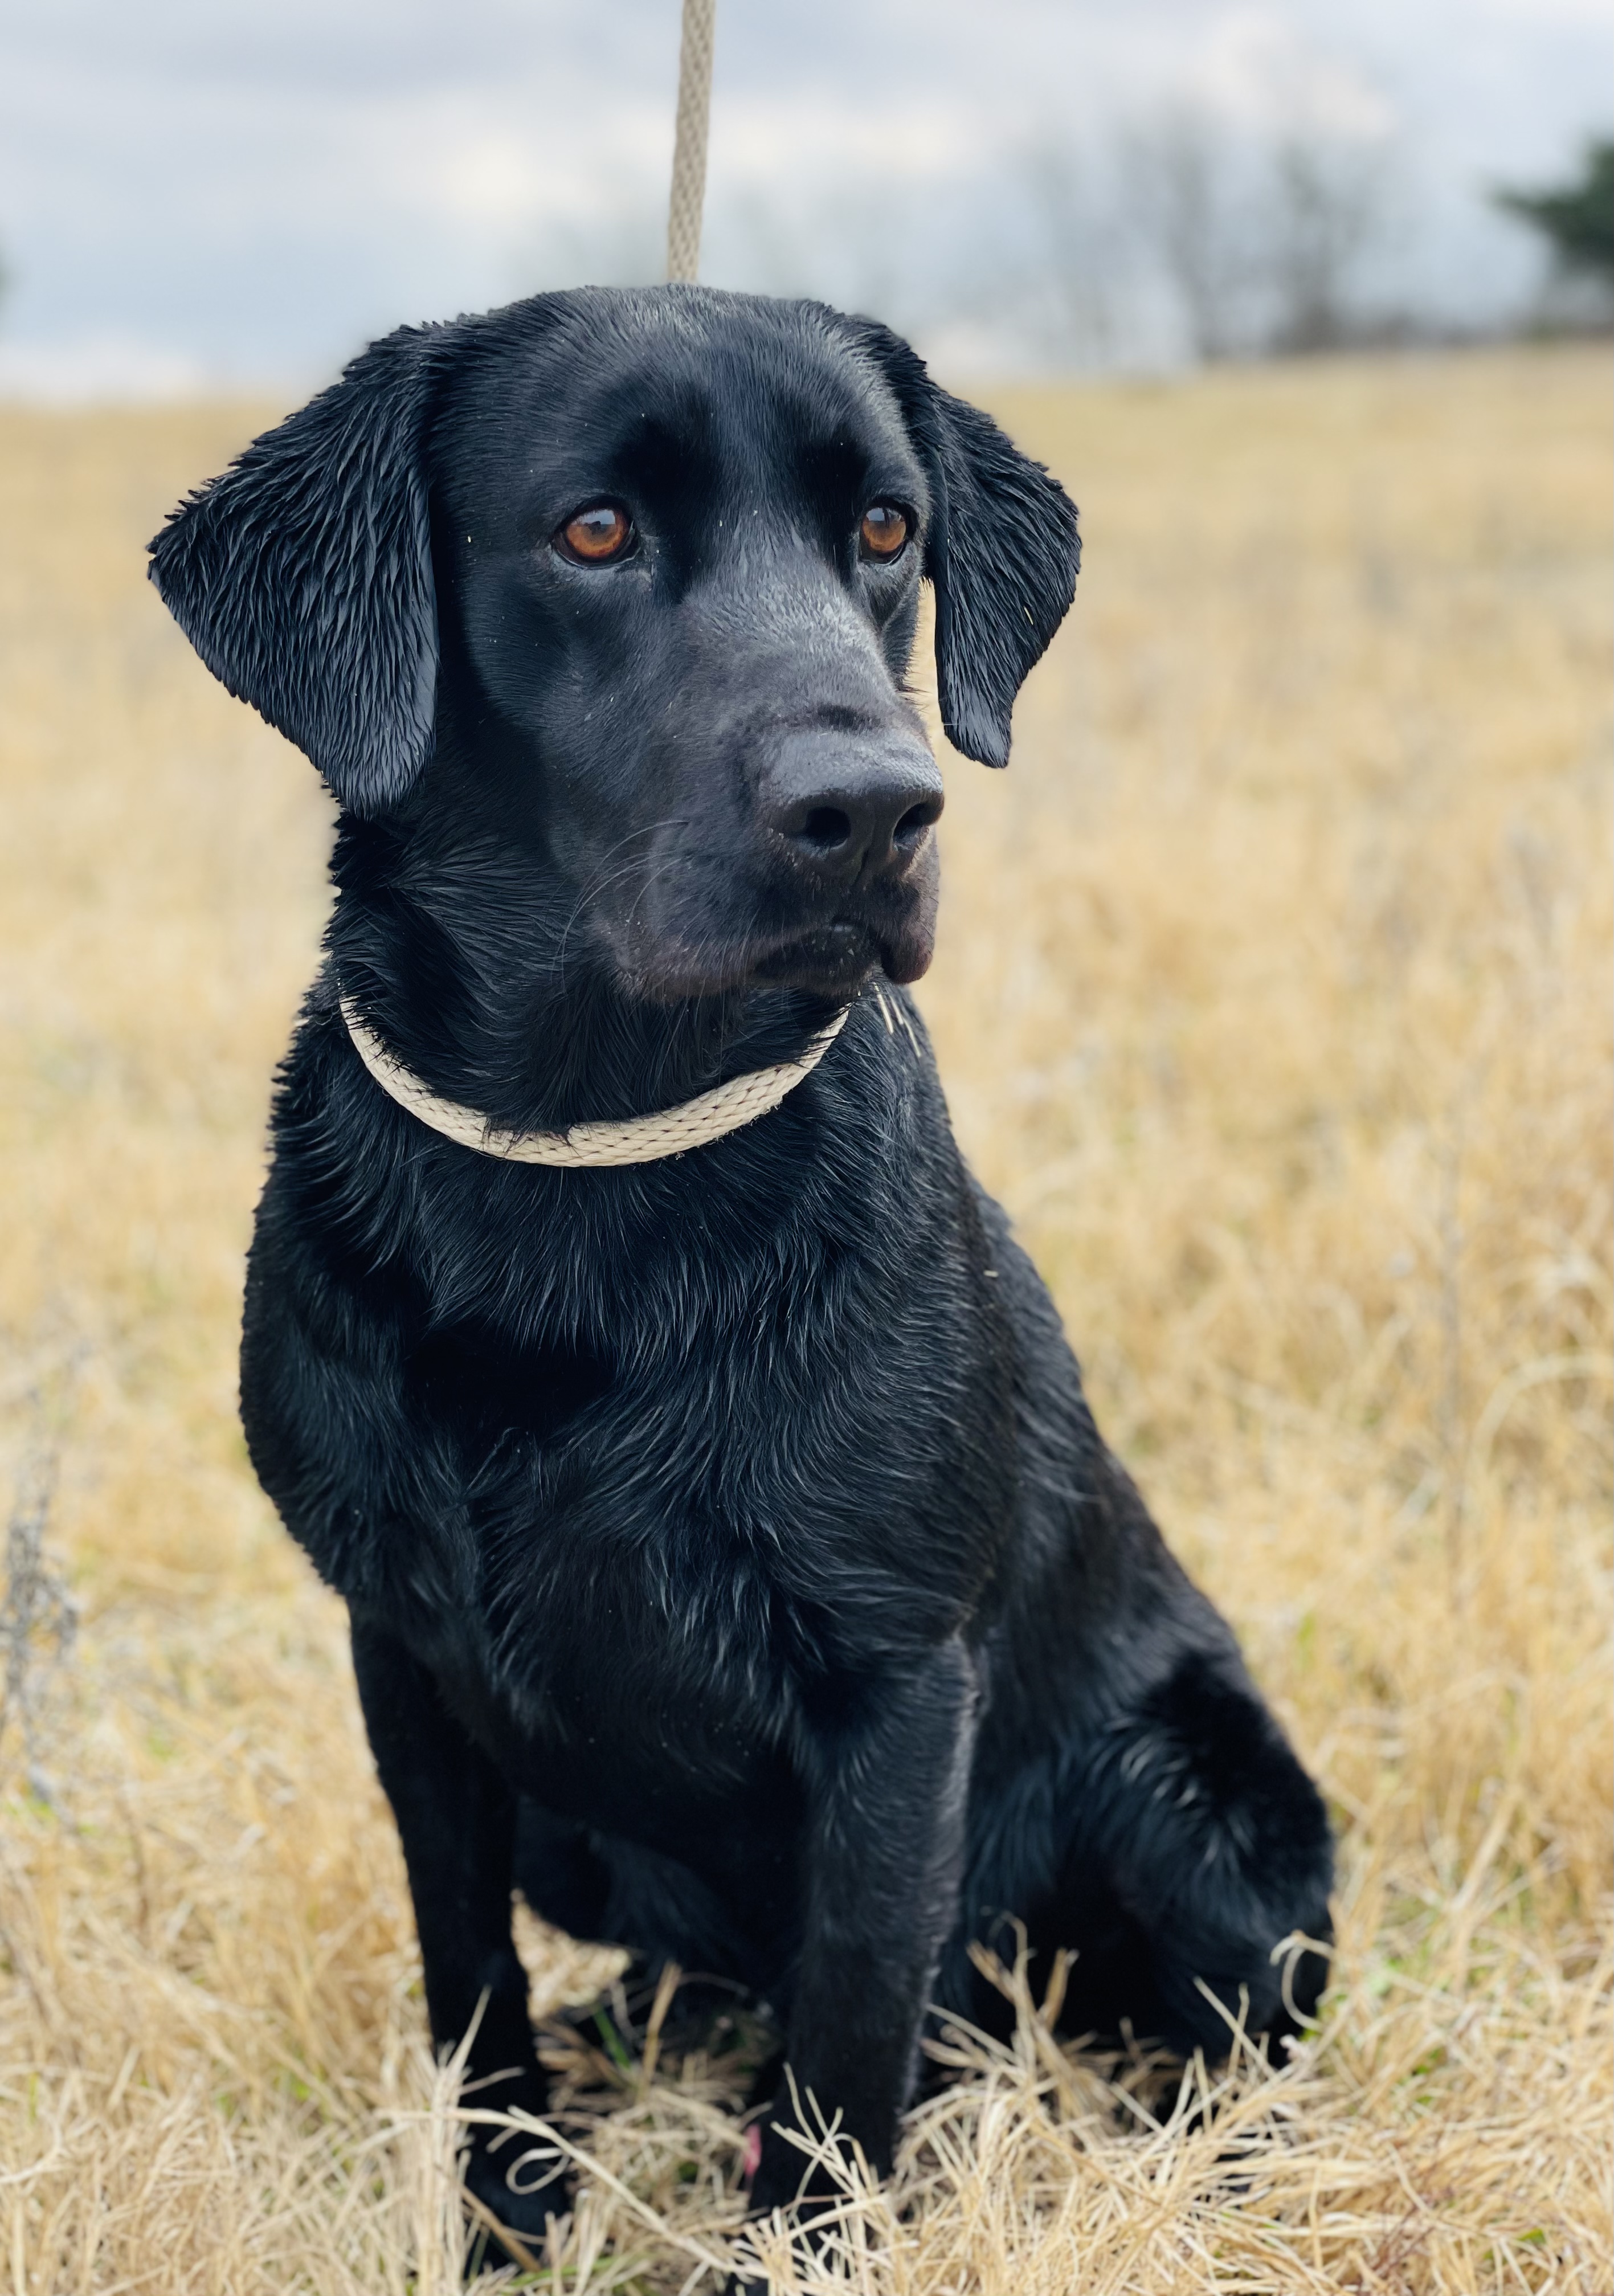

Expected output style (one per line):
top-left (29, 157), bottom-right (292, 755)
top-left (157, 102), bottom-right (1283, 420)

top-left (0, 344), bottom-right (1608, 2291)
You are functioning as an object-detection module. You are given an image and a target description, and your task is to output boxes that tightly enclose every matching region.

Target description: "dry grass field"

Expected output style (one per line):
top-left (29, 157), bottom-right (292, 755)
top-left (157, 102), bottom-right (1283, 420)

top-left (0, 344), bottom-right (1609, 2293)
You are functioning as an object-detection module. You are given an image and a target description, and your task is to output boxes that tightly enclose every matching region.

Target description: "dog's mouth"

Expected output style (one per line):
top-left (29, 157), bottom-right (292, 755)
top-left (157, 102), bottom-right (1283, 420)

top-left (750, 921), bottom-right (890, 996)
top-left (608, 892), bottom-right (937, 1004)
top-left (594, 832), bottom-right (941, 1004)
top-left (623, 922), bottom-right (894, 1002)
top-left (675, 906), bottom-right (936, 999)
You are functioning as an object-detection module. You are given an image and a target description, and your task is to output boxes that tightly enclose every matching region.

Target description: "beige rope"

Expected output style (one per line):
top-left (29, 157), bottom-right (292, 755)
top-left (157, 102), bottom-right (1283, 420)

top-left (666, 0), bottom-right (717, 283)
top-left (340, 998), bottom-right (849, 1167)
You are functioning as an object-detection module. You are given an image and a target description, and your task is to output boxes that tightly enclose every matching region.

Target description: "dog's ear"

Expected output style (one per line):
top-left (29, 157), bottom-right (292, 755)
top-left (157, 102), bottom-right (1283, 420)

top-left (847, 318), bottom-right (1080, 767)
top-left (148, 322), bottom-right (453, 815)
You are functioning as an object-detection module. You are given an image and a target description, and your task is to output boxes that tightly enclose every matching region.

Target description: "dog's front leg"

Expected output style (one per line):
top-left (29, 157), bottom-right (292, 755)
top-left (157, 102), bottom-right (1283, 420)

top-left (748, 1638), bottom-right (978, 2226)
top-left (348, 1612), bottom-right (566, 2242)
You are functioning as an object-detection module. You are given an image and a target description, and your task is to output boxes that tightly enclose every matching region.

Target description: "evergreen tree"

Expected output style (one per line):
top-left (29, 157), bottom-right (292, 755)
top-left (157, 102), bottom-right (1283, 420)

top-left (1497, 139), bottom-right (1614, 282)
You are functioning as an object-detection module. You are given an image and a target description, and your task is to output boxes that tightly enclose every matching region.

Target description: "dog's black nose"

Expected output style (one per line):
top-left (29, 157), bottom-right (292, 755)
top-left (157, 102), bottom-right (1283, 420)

top-left (764, 733), bottom-right (943, 882)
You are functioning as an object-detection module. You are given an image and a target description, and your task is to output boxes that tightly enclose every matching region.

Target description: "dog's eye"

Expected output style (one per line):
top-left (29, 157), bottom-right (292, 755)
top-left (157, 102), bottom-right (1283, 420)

top-left (860, 504), bottom-right (909, 561)
top-left (557, 503), bottom-right (635, 563)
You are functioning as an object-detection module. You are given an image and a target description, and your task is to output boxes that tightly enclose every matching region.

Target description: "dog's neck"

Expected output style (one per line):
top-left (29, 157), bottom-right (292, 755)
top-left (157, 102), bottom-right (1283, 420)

top-left (340, 993), bottom-right (851, 1166)
top-left (325, 819), bottom-right (852, 1137)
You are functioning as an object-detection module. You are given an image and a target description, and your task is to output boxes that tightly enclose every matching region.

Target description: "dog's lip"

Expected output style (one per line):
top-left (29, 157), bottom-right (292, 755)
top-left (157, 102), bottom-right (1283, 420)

top-left (749, 921), bottom-right (881, 991)
top-left (618, 908), bottom-right (935, 1002)
top-left (766, 921), bottom-right (868, 963)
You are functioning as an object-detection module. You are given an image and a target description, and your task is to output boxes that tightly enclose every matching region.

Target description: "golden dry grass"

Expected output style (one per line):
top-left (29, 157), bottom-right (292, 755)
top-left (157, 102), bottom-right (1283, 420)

top-left (1, 345), bottom-right (1609, 2292)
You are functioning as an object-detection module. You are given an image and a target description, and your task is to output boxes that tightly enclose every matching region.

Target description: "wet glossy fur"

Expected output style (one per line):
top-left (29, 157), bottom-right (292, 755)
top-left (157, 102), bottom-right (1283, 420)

top-left (149, 287), bottom-right (1333, 2259)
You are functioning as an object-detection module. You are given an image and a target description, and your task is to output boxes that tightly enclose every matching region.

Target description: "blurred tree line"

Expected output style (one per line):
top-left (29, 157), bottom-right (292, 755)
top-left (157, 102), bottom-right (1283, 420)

top-left (522, 119), bottom-right (1614, 373)
top-left (955, 119), bottom-right (1614, 365)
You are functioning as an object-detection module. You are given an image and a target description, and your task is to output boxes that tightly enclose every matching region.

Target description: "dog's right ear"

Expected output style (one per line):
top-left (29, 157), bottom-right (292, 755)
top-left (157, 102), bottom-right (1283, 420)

top-left (841, 315), bottom-right (1080, 770)
top-left (148, 322), bottom-right (453, 815)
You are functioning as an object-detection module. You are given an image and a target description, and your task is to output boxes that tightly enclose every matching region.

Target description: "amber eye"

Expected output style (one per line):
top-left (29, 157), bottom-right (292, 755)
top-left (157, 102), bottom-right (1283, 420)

top-left (860, 503), bottom-right (909, 560)
top-left (558, 502), bottom-right (634, 563)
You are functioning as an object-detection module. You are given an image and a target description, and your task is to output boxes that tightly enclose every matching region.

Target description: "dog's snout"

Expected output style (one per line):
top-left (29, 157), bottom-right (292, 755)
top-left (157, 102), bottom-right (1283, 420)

top-left (765, 733), bottom-right (943, 881)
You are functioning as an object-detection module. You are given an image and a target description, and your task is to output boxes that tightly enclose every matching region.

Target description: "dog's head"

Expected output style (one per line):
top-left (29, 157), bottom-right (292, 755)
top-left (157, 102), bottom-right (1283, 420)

top-left (150, 288), bottom-right (1078, 1004)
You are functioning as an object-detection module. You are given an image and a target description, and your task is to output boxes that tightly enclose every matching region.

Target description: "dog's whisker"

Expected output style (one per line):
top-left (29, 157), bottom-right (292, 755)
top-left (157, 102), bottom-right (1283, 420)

top-left (551, 820), bottom-right (693, 995)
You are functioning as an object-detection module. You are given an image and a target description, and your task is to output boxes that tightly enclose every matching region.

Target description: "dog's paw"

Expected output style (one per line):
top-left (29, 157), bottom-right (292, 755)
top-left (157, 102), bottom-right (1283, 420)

top-left (724, 2196), bottom-right (837, 2296)
top-left (746, 2139), bottom-right (842, 2221)
top-left (728, 2119), bottom-right (859, 2293)
top-left (460, 2139), bottom-right (571, 2274)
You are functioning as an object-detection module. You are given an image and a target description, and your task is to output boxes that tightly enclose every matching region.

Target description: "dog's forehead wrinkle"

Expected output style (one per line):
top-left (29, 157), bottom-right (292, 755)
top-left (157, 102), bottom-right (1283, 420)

top-left (456, 295), bottom-right (921, 537)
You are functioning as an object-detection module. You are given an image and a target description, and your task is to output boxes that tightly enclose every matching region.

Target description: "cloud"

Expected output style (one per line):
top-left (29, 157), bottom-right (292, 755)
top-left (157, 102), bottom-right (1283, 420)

top-left (1193, 11), bottom-right (1399, 141)
top-left (0, 0), bottom-right (1605, 393)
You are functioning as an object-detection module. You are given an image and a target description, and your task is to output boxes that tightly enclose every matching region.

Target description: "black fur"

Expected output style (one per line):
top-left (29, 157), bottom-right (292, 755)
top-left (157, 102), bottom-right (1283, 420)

top-left (152, 324), bottom-right (448, 814)
top-left (149, 287), bottom-right (1332, 2265)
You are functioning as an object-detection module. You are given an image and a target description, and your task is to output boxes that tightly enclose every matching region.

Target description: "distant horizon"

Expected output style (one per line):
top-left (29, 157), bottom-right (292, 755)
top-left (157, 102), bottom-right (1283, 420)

top-left (3, 324), bottom-right (1607, 420)
top-left (0, 0), bottom-right (1607, 402)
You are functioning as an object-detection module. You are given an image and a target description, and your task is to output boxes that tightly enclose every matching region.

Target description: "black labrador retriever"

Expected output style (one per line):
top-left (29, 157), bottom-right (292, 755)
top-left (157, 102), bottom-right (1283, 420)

top-left (149, 285), bottom-right (1333, 2257)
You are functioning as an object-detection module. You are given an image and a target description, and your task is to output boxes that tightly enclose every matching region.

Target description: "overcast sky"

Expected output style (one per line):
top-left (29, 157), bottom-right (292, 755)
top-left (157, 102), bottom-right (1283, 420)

top-left (0, 0), bottom-right (1607, 396)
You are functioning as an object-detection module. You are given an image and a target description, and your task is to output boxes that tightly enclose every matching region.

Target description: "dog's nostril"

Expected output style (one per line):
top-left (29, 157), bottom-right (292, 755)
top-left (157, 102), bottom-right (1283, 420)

top-left (768, 737), bottom-right (943, 876)
top-left (894, 798), bottom-right (942, 847)
top-left (800, 806), bottom-right (853, 852)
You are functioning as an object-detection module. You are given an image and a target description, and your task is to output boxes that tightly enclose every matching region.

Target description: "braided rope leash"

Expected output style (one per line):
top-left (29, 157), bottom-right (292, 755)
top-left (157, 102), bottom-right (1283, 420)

top-left (341, 999), bottom-right (850, 1168)
top-left (667, 0), bottom-right (717, 283)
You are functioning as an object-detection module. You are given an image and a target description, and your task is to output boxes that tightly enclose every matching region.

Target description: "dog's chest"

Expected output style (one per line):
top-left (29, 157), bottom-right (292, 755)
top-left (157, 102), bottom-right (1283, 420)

top-left (427, 1522), bottom-right (810, 1856)
top-left (403, 1245), bottom-right (996, 1668)
top-left (403, 1309), bottom-right (973, 1829)
top-left (466, 1442), bottom-right (888, 1737)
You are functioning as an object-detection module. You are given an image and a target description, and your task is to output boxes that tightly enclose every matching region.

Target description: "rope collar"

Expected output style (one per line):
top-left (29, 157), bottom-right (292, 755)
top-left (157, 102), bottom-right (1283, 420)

top-left (340, 997), bottom-right (851, 1168)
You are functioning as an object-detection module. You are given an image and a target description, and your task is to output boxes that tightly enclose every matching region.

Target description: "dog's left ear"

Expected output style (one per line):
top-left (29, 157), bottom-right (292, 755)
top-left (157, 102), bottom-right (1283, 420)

top-left (847, 318), bottom-right (1080, 768)
top-left (148, 321), bottom-right (455, 815)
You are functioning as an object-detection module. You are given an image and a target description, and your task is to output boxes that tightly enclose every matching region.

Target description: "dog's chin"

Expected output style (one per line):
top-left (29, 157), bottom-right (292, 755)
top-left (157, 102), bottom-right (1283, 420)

top-left (750, 922), bottom-right (921, 998)
top-left (623, 918), bottom-right (935, 1005)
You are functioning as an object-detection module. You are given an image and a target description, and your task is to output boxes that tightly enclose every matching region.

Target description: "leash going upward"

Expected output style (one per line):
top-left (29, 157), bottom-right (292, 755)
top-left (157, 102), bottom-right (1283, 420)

top-left (667, 0), bottom-right (717, 283)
